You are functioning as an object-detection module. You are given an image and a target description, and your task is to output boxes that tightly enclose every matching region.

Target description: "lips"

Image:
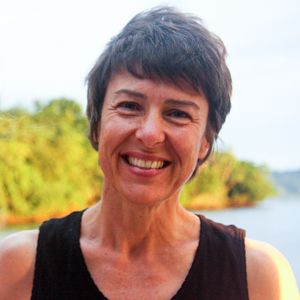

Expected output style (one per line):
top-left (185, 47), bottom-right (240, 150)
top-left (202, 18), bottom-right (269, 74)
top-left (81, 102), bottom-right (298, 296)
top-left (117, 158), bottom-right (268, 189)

top-left (126, 156), bottom-right (166, 169)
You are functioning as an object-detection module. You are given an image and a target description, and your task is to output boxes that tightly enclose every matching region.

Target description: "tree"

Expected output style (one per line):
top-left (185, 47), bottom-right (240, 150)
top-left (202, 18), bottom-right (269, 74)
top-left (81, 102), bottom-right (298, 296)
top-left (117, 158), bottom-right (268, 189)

top-left (181, 152), bottom-right (274, 210)
top-left (0, 99), bottom-right (275, 223)
top-left (0, 99), bottom-right (103, 223)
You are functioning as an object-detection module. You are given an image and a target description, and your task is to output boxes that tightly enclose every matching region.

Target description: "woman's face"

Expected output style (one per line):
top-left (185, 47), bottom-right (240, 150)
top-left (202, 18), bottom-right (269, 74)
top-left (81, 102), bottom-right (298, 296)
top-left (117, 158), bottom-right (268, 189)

top-left (97, 71), bottom-right (210, 206)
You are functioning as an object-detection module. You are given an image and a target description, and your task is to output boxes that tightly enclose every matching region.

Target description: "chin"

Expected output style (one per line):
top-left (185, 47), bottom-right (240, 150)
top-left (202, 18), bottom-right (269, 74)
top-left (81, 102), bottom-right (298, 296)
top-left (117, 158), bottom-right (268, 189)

top-left (120, 185), bottom-right (180, 208)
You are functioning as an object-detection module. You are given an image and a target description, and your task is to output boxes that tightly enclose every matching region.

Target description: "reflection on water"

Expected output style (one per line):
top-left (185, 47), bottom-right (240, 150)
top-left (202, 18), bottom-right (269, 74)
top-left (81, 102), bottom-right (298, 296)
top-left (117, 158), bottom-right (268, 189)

top-left (1, 197), bottom-right (299, 288)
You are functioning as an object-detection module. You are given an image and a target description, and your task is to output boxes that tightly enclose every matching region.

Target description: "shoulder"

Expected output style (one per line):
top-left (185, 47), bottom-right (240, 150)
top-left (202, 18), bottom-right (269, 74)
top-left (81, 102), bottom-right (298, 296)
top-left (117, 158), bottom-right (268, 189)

top-left (245, 238), bottom-right (300, 300)
top-left (0, 229), bottom-right (39, 300)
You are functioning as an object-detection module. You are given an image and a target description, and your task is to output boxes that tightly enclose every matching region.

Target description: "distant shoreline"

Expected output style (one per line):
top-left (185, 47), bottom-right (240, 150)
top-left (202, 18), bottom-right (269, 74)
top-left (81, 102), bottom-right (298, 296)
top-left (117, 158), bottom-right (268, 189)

top-left (2, 201), bottom-right (257, 226)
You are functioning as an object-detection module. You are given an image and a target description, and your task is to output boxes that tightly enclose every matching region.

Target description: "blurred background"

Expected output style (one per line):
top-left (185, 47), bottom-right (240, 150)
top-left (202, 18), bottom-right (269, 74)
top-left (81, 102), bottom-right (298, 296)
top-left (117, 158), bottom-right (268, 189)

top-left (1, 0), bottom-right (299, 171)
top-left (1, 0), bottom-right (300, 288)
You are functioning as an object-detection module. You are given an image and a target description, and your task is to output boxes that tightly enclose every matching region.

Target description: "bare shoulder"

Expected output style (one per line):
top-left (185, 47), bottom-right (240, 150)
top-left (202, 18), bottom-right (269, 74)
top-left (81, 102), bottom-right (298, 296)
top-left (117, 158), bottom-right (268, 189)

top-left (0, 229), bottom-right (39, 300)
top-left (245, 238), bottom-right (300, 300)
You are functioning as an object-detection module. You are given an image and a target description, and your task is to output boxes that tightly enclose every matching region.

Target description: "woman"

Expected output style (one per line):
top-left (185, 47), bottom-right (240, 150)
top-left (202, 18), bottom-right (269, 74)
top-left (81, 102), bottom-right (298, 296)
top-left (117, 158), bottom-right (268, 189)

top-left (0, 7), bottom-right (299, 300)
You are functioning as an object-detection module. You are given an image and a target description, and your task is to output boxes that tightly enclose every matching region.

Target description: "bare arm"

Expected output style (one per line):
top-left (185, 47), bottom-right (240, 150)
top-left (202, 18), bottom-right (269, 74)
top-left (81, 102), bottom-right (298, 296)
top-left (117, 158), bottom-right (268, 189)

top-left (0, 230), bottom-right (38, 300)
top-left (246, 238), bottom-right (300, 300)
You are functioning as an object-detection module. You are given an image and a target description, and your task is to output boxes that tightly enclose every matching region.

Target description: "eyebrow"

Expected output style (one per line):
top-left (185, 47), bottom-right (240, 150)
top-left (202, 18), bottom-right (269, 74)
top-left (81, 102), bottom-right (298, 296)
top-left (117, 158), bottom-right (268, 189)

top-left (114, 89), bottom-right (200, 110)
top-left (165, 99), bottom-right (200, 110)
top-left (114, 89), bottom-right (146, 99)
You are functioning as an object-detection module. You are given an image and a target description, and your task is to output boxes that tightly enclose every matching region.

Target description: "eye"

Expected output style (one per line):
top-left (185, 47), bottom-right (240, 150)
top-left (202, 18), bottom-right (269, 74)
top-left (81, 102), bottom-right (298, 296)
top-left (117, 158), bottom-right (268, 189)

top-left (169, 110), bottom-right (191, 119)
top-left (116, 101), bottom-right (142, 117)
top-left (166, 110), bottom-right (192, 125)
top-left (118, 102), bottom-right (139, 111)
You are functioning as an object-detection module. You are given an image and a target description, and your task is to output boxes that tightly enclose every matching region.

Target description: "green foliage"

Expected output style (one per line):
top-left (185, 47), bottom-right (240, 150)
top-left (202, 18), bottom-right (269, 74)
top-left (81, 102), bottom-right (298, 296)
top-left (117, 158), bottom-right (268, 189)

top-left (0, 99), bottom-right (275, 222)
top-left (0, 99), bottom-right (103, 221)
top-left (227, 161), bottom-right (274, 203)
top-left (180, 152), bottom-right (275, 209)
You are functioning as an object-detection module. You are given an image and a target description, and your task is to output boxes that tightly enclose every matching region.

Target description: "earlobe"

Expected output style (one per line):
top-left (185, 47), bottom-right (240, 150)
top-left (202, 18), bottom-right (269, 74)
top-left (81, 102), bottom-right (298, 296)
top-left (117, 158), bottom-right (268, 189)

top-left (93, 121), bottom-right (101, 144)
top-left (94, 130), bottom-right (99, 143)
top-left (198, 136), bottom-right (210, 160)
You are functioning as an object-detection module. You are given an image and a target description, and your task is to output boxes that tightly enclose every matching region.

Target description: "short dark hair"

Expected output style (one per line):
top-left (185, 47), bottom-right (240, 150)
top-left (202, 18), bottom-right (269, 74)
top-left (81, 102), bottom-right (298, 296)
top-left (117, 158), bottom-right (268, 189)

top-left (86, 6), bottom-right (232, 167)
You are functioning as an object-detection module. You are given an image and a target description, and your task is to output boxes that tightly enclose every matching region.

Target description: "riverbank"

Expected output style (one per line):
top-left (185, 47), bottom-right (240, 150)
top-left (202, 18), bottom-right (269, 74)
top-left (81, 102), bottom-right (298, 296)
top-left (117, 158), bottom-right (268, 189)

top-left (184, 193), bottom-right (256, 211)
top-left (2, 197), bottom-right (258, 226)
top-left (1, 206), bottom-right (82, 226)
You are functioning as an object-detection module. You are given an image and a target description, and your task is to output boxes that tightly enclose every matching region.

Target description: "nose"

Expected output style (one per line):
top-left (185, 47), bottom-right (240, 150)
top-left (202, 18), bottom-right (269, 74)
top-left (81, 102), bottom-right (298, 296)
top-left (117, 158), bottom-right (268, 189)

top-left (135, 113), bottom-right (166, 148)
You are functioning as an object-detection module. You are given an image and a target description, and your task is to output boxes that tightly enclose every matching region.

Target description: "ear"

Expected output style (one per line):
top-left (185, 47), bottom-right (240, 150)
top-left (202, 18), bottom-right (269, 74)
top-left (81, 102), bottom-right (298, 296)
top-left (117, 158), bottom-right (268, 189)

top-left (93, 128), bottom-right (99, 143)
top-left (198, 135), bottom-right (210, 160)
top-left (93, 121), bottom-right (101, 144)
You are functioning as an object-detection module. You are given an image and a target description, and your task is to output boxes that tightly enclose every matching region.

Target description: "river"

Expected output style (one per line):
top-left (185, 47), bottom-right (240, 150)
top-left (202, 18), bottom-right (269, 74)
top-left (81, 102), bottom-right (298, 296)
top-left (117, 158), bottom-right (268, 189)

top-left (1, 197), bottom-right (299, 288)
top-left (196, 197), bottom-right (300, 288)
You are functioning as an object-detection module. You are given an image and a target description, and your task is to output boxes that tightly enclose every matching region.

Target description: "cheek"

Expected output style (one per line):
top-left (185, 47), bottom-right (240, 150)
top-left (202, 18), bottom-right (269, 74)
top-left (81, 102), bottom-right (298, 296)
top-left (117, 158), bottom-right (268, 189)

top-left (173, 132), bottom-right (202, 164)
top-left (97, 122), bottom-right (116, 168)
top-left (97, 118), bottom-right (134, 164)
top-left (98, 117), bottom-right (124, 145)
top-left (179, 126), bottom-right (203, 149)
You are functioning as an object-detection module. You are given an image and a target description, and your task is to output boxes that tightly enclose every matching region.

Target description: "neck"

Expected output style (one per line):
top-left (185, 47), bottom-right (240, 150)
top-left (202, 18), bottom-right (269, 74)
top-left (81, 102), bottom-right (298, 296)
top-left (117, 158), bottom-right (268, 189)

top-left (82, 180), bottom-right (199, 258)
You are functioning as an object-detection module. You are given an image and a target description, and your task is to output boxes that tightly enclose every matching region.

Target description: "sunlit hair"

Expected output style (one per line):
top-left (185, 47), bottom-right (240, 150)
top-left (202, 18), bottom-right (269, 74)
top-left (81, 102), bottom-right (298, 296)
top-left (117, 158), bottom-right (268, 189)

top-left (86, 6), bottom-right (232, 172)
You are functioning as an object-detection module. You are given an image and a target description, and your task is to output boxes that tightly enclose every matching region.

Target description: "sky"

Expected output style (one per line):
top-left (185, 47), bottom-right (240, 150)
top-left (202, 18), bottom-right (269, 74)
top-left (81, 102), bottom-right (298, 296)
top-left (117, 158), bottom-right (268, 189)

top-left (0, 0), bottom-right (299, 172)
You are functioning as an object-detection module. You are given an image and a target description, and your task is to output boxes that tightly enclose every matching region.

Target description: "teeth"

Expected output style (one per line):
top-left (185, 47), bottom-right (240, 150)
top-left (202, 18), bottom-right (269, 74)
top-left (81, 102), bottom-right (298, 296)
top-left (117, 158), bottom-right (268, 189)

top-left (137, 159), bottom-right (145, 168)
top-left (127, 156), bottom-right (165, 169)
top-left (151, 161), bottom-right (158, 169)
top-left (157, 161), bottom-right (164, 168)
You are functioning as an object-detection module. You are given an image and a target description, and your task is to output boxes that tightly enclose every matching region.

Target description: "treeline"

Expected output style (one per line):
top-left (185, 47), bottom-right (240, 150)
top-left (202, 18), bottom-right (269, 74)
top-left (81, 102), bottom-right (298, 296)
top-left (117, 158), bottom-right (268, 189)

top-left (0, 99), bottom-right (274, 224)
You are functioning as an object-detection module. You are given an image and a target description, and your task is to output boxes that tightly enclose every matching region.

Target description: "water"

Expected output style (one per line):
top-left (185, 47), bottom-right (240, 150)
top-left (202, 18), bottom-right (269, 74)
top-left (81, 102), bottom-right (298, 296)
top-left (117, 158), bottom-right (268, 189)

top-left (196, 197), bottom-right (300, 288)
top-left (0, 223), bottom-right (39, 241)
top-left (1, 197), bottom-right (299, 288)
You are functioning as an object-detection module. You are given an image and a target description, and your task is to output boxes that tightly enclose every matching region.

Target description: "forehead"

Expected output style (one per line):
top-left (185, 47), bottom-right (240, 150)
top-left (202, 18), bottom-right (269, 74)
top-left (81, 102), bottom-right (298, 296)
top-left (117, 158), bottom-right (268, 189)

top-left (106, 70), bottom-right (205, 100)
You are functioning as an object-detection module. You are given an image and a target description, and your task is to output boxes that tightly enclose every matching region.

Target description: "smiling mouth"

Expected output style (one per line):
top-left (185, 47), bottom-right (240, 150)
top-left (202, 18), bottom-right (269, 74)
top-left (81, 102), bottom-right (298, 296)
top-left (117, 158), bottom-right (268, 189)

top-left (126, 156), bottom-right (168, 169)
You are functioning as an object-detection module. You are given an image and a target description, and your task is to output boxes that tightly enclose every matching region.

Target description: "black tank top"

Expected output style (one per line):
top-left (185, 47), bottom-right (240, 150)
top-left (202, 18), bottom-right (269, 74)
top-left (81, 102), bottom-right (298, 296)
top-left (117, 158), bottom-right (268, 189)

top-left (31, 211), bottom-right (249, 299)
